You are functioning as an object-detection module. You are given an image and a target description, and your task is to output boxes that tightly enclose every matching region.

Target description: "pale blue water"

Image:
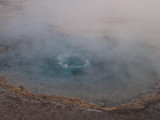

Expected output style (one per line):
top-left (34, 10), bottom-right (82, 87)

top-left (0, 39), bottom-right (159, 107)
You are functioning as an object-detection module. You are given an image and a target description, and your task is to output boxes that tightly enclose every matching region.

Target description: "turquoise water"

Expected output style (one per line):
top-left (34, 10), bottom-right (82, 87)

top-left (41, 55), bottom-right (89, 77)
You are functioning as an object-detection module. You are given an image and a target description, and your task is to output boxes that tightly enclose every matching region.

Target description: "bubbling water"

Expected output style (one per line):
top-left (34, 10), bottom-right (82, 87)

top-left (58, 54), bottom-right (89, 68)
top-left (42, 54), bottom-right (90, 77)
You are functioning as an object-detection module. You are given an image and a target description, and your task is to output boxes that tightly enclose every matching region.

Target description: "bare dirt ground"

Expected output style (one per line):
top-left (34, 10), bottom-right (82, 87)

top-left (1, 81), bottom-right (160, 120)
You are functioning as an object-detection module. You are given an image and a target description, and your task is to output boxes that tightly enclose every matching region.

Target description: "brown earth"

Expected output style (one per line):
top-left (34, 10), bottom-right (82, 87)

top-left (0, 76), bottom-right (160, 120)
top-left (0, 45), bottom-right (9, 53)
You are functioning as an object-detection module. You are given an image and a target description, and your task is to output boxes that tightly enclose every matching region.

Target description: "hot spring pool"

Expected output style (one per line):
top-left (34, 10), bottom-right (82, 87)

top-left (0, 39), bottom-right (159, 107)
top-left (1, 0), bottom-right (160, 107)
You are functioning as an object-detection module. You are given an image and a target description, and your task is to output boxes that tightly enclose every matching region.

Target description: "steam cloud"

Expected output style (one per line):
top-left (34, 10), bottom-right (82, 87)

top-left (0, 0), bottom-right (160, 105)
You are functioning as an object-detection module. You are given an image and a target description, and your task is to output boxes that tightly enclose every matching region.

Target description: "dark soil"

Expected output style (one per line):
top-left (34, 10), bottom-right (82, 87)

top-left (1, 86), bottom-right (160, 120)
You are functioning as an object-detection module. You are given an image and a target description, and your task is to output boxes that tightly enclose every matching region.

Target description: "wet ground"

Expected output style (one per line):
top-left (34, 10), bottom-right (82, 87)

top-left (1, 84), bottom-right (160, 120)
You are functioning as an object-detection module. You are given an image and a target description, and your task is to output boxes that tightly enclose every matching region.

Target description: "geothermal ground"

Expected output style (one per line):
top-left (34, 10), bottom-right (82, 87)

top-left (1, 76), bottom-right (160, 120)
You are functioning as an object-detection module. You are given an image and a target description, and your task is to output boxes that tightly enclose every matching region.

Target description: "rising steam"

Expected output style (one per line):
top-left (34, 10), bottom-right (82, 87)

top-left (0, 0), bottom-right (160, 106)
